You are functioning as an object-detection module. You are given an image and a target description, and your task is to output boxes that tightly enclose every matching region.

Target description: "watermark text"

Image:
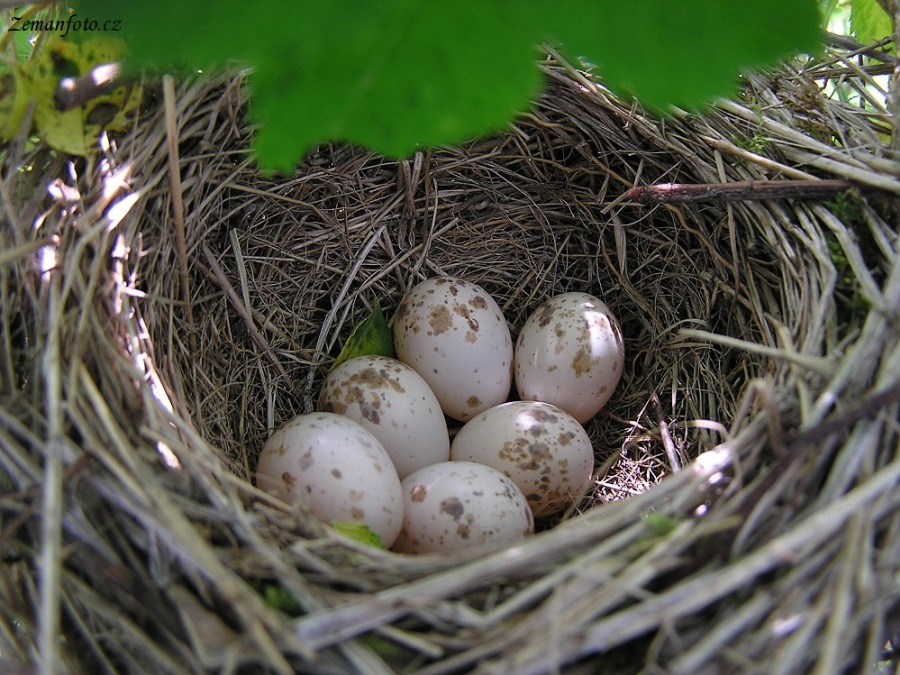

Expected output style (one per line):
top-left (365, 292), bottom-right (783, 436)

top-left (8, 14), bottom-right (121, 39)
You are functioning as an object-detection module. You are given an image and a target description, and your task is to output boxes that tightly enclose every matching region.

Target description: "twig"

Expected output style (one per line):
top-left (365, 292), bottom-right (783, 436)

top-left (650, 391), bottom-right (681, 472)
top-left (54, 62), bottom-right (129, 112)
top-left (823, 32), bottom-right (898, 65)
top-left (784, 380), bottom-right (900, 450)
top-left (625, 179), bottom-right (856, 204)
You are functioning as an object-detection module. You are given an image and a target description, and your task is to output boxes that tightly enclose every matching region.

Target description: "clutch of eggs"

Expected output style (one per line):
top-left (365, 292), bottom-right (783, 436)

top-left (255, 279), bottom-right (625, 553)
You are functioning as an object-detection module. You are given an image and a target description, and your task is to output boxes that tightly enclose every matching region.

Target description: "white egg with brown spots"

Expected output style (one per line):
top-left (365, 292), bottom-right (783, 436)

top-left (450, 401), bottom-right (595, 517)
top-left (393, 461), bottom-right (534, 554)
top-left (393, 276), bottom-right (513, 421)
top-left (255, 412), bottom-right (403, 547)
top-left (318, 355), bottom-right (450, 479)
top-left (514, 292), bottom-right (624, 423)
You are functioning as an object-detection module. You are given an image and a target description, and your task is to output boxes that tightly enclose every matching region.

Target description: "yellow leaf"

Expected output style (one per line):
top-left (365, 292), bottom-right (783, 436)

top-left (0, 69), bottom-right (30, 140)
top-left (12, 32), bottom-right (142, 155)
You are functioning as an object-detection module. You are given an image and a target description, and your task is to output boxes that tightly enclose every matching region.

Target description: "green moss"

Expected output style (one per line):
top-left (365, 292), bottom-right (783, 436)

top-left (826, 192), bottom-right (866, 229)
top-left (822, 220), bottom-right (872, 328)
top-left (731, 130), bottom-right (768, 154)
top-left (360, 634), bottom-right (406, 660)
top-left (260, 583), bottom-right (303, 616)
top-left (642, 512), bottom-right (679, 538)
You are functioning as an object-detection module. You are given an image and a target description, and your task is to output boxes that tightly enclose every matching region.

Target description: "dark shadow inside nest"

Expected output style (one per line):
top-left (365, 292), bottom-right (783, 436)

top-left (153, 70), bottom-right (780, 523)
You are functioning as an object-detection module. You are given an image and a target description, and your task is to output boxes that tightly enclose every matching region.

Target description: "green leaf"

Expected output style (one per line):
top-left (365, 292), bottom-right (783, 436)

top-left (79, 0), bottom-right (821, 170)
top-left (540, 1), bottom-right (822, 110)
top-left (330, 300), bottom-right (395, 374)
top-left (331, 521), bottom-right (386, 549)
top-left (643, 512), bottom-right (679, 537)
top-left (851, 0), bottom-right (894, 44)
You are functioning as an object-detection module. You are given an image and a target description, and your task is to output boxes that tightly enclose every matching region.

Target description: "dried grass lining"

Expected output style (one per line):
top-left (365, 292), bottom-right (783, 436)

top-left (1, 46), bottom-right (899, 674)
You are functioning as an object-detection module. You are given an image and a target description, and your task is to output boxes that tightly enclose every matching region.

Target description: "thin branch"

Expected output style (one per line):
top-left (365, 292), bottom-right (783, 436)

top-left (54, 62), bottom-right (132, 112)
top-left (784, 380), bottom-right (900, 450)
top-left (625, 179), bottom-right (857, 205)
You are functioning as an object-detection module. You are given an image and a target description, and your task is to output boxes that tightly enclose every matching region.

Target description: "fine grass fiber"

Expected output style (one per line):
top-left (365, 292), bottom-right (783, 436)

top-left (1, 44), bottom-right (899, 674)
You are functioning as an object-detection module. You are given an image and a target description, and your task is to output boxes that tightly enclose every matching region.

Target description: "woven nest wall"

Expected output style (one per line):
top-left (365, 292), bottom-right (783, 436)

top-left (2, 46), bottom-right (900, 674)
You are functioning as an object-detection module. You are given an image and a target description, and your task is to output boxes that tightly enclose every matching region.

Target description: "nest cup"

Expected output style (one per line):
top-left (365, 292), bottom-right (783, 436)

top-left (2, 52), bottom-right (899, 674)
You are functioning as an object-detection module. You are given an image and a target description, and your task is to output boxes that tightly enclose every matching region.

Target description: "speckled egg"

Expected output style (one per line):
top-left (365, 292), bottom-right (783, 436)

top-left (393, 276), bottom-right (513, 422)
top-left (256, 412), bottom-right (404, 547)
top-left (450, 401), bottom-right (595, 517)
top-left (393, 461), bottom-right (534, 554)
top-left (514, 292), bottom-right (624, 423)
top-left (318, 355), bottom-right (450, 479)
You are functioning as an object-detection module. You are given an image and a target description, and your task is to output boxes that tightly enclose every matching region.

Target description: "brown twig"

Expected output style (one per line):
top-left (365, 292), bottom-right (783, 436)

top-left (625, 179), bottom-right (856, 204)
top-left (54, 62), bottom-right (129, 112)
top-left (784, 380), bottom-right (900, 450)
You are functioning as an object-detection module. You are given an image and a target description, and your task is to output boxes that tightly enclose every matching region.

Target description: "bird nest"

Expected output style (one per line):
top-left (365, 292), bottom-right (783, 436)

top-left (2, 46), bottom-right (899, 674)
